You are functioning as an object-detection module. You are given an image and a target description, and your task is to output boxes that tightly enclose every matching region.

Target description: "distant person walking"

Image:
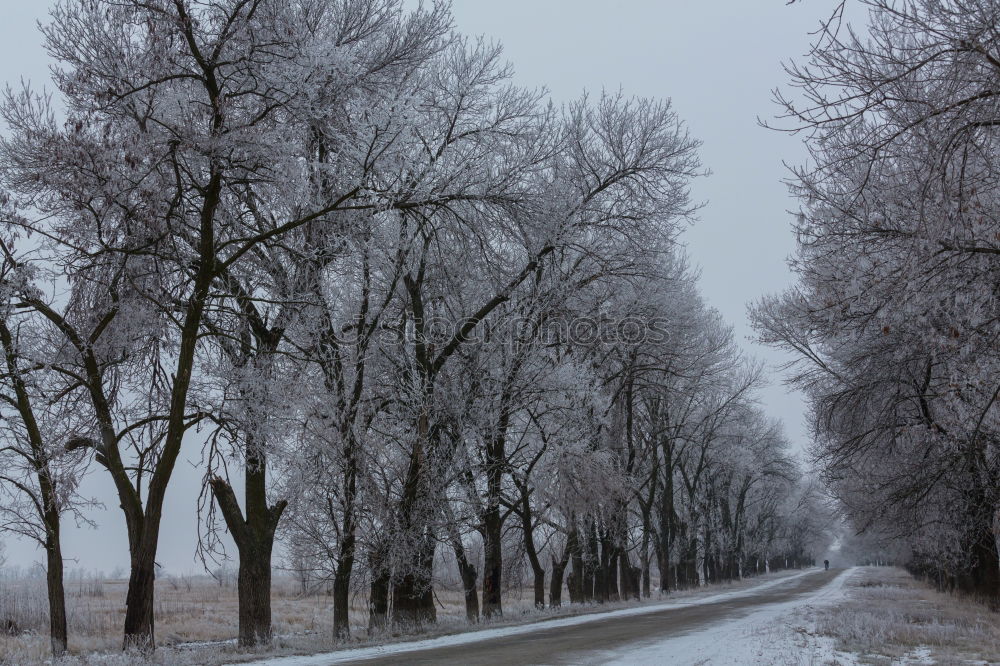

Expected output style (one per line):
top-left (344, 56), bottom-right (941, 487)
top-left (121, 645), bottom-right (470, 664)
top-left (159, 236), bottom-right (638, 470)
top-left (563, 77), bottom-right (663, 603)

top-left (824, 559), bottom-right (829, 571)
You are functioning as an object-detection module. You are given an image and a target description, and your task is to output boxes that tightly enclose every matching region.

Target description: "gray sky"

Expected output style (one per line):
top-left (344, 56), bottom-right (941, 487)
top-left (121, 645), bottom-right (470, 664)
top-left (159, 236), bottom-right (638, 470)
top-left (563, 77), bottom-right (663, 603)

top-left (0, 1), bottom-right (828, 574)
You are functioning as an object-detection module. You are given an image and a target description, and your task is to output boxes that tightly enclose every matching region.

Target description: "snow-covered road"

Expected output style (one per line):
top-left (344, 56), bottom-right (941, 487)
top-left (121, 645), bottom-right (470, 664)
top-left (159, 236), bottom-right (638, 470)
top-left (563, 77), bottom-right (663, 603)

top-left (239, 568), bottom-right (854, 666)
top-left (592, 567), bottom-right (856, 665)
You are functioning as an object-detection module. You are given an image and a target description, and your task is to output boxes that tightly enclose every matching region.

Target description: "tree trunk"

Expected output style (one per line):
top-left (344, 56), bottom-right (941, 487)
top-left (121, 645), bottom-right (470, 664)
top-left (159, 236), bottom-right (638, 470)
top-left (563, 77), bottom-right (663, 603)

top-left (595, 535), bottom-right (607, 602)
top-left (695, 517), bottom-right (707, 587)
top-left (332, 427), bottom-right (360, 639)
top-left (481, 507), bottom-right (503, 618)
top-left (391, 395), bottom-right (439, 628)
top-left (392, 574), bottom-right (424, 627)
top-left (237, 547), bottom-right (272, 645)
top-left (392, 533), bottom-right (437, 627)
top-left (45, 531), bottom-right (67, 657)
top-left (962, 517), bottom-right (1000, 600)
top-left (517, 482), bottom-right (546, 609)
top-left (368, 561), bottom-right (390, 632)
top-left (657, 438), bottom-right (675, 594)
top-left (585, 519), bottom-right (599, 602)
top-left (550, 547), bottom-right (569, 608)
top-left (331, 474), bottom-right (358, 637)
top-left (640, 509), bottom-right (652, 598)
top-left (654, 539), bottom-right (668, 594)
top-left (620, 551), bottom-right (640, 601)
top-left (532, 567), bottom-right (546, 609)
top-left (209, 460), bottom-right (287, 648)
top-left (458, 558), bottom-right (480, 623)
top-left (567, 526), bottom-right (583, 605)
top-left (446, 527), bottom-right (479, 623)
top-left (606, 547), bottom-right (619, 602)
top-left (123, 552), bottom-right (156, 651)
top-left (481, 425), bottom-right (507, 619)
top-left (332, 564), bottom-right (353, 639)
top-left (1, 320), bottom-right (68, 657)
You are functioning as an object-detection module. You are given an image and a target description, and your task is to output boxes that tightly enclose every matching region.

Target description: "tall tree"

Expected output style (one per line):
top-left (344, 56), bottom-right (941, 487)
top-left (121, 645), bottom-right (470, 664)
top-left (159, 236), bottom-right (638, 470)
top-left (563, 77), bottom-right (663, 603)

top-left (757, 0), bottom-right (1000, 598)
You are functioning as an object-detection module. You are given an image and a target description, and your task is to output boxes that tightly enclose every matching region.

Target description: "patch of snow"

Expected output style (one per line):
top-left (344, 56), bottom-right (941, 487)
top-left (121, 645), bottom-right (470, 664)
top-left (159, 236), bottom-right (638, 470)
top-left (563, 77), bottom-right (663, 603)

top-left (897, 646), bottom-right (935, 665)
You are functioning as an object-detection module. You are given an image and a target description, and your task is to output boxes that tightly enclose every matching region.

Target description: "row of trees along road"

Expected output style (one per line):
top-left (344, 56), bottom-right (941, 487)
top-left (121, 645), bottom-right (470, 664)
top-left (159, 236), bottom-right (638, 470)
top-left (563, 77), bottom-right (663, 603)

top-left (0, 0), bottom-right (830, 657)
top-left (755, 0), bottom-right (1000, 603)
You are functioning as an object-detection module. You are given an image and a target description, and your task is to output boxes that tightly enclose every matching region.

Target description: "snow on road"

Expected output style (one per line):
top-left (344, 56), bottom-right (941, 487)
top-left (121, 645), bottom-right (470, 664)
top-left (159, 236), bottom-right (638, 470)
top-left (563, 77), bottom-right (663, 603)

top-left (237, 569), bottom-right (842, 666)
top-left (594, 568), bottom-right (859, 666)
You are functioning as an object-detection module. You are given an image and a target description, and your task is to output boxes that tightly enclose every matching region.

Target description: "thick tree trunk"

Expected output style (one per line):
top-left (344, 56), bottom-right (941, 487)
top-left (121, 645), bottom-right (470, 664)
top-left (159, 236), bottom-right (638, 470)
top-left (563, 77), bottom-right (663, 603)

top-left (123, 553), bottom-right (156, 650)
top-left (481, 425), bottom-right (507, 619)
top-left (619, 551), bottom-right (640, 601)
top-left (45, 532), bottom-right (67, 657)
top-left (209, 460), bottom-right (287, 648)
top-left (392, 534), bottom-right (437, 627)
top-left (481, 507), bottom-right (503, 618)
top-left (391, 398), bottom-right (438, 628)
top-left (392, 574), bottom-right (425, 627)
top-left (39, 476), bottom-right (67, 657)
top-left (962, 520), bottom-right (1000, 600)
top-left (331, 482), bottom-right (357, 638)
top-left (332, 564), bottom-right (352, 639)
top-left (532, 567), bottom-right (546, 609)
top-left (237, 548), bottom-right (273, 645)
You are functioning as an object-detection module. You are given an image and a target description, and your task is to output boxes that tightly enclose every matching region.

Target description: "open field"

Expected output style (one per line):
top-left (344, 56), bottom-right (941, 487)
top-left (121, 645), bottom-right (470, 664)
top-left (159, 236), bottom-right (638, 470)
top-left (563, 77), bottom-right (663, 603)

top-left (0, 572), bottom-right (335, 664)
top-left (0, 569), bottom-right (813, 664)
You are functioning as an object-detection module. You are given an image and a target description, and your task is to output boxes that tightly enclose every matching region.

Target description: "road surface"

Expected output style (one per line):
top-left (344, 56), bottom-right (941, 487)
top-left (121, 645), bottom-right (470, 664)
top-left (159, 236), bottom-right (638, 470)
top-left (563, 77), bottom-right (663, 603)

top-left (249, 568), bottom-right (849, 666)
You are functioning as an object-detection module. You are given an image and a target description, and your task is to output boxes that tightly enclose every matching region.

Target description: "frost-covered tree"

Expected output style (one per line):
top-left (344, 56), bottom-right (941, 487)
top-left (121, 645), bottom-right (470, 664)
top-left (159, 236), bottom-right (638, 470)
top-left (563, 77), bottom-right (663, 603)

top-left (0, 226), bottom-right (95, 657)
top-left (0, 0), bottom-right (450, 649)
top-left (0, 0), bottom-right (832, 653)
top-left (756, 0), bottom-right (1000, 598)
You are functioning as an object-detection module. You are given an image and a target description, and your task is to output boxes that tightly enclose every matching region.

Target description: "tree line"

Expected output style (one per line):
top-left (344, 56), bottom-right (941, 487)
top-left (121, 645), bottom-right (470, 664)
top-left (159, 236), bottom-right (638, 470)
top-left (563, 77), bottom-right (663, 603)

top-left (0, 0), bottom-right (827, 657)
top-left (755, 0), bottom-right (1000, 604)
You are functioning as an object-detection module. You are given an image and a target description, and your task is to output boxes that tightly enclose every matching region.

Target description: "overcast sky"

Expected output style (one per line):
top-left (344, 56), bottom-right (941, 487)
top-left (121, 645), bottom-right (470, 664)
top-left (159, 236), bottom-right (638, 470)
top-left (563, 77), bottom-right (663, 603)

top-left (0, 1), bottom-right (832, 574)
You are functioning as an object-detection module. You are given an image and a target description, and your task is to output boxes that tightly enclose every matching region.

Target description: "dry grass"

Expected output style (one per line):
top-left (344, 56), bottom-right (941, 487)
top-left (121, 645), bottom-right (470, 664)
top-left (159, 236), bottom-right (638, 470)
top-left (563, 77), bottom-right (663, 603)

top-left (814, 567), bottom-right (1000, 664)
top-left (0, 574), bottom-right (332, 665)
top-left (0, 568), bottom-right (811, 665)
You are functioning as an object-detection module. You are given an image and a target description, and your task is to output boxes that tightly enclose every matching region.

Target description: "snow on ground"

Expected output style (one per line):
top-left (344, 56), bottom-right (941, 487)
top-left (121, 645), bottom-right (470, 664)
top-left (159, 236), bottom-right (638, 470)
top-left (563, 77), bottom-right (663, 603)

top-left (591, 568), bottom-right (860, 666)
top-left (900, 646), bottom-right (935, 664)
top-left (234, 570), bottom-right (821, 666)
